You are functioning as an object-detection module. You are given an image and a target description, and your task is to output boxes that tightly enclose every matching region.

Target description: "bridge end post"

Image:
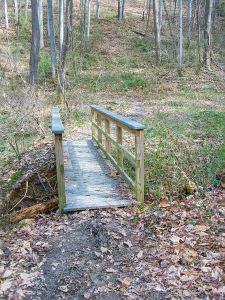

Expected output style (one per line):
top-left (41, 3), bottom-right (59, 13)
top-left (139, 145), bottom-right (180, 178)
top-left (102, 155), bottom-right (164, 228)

top-left (52, 107), bottom-right (66, 214)
top-left (55, 134), bottom-right (66, 214)
top-left (135, 130), bottom-right (144, 204)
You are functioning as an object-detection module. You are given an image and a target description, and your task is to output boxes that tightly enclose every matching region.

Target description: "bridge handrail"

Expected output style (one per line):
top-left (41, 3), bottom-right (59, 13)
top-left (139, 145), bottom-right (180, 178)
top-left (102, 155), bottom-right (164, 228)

top-left (90, 105), bottom-right (145, 204)
top-left (52, 107), bottom-right (66, 214)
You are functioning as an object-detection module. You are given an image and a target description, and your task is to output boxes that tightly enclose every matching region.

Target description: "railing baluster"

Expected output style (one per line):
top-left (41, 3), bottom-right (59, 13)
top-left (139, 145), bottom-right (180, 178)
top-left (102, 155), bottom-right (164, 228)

top-left (105, 118), bottom-right (111, 153)
top-left (90, 105), bottom-right (145, 204)
top-left (97, 113), bottom-right (102, 144)
top-left (116, 125), bottom-right (123, 168)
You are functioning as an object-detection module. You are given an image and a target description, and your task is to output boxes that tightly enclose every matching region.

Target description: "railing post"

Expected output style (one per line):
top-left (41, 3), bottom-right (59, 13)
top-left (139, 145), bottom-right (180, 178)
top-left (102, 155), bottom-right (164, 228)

top-left (97, 113), bottom-right (102, 144)
top-left (116, 125), bottom-right (123, 167)
top-left (135, 130), bottom-right (144, 204)
top-left (91, 109), bottom-right (96, 138)
top-left (105, 118), bottom-right (111, 153)
top-left (54, 134), bottom-right (66, 214)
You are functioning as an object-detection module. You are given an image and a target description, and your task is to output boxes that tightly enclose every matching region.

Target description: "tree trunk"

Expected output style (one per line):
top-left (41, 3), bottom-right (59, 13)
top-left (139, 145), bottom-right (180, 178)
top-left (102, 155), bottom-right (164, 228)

top-left (153, 0), bottom-right (161, 64)
top-left (58, 0), bottom-right (72, 103)
top-left (14, 0), bottom-right (19, 26)
top-left (196, 0), bottom-right (201, 64)
top-left (29, 0), bottom-right (40, 85)
top-left (159, 0), bottom-right (163, 30)
top-left (38, 0), bottom-right (44, 48)
top-left (118, 0), bottom-right (123, 21)
top-left (3, 0), bottom-right (9, 29)
top-left (10, 198), bottom-right (58, 223)
top-left (203, 0), bottom-right (213, 69)
top-left (87, 0), bottom-right (91, 41)
top-left (96, 0), bottom-right (100, 19)
top-left (47, 0), bottom-right (57, 78)
top-left (59, 0), bottom-right (64, 56)
top-left (25, 0), bottom-right (29, 19)
top-left (145, 0), bottom-right (151, 35)
top-left (122, 0), bottom-right (125, 19)
top-left (178, 0), bottom-right (183, 75)
top-left (187, 0), bottom-right (192, 48)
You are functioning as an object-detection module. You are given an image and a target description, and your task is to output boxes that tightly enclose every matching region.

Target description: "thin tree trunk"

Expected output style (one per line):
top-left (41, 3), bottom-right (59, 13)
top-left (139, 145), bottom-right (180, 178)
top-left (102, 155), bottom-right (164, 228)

top-left (187, 0), bottom-right (192, 48)
top-left (203, 0), bottom-right (213, 68)
top-left (25, 0), bottom-right (29, 19)
top-left (178, 0), bottom-right (182, 75)
top-left (3, 0), bottom-right (9, 29)
top-left (96, 0), bottom-right (100, 19)
top-left (59, 0), bottom-right (64, 56)
top-left (122, 0), bottom-right (125, 19)
top-left (83, 0), bottom-right (87, 44)
top-left (145, 0), bottom-right (152, 35)
top-left (87, 0), bottom-right (91, 41)
top-left (38, 0), bottom-right (44, 48)
top-left (58, 0), bottom-right (72, 103)
top-left (47, 0), bottom-right (57, 78)
top-left (159, 0), bottom-right (163, 30)
top-left (30, 0), bottom-right (40, 85)
top-left (118, 0), bottom-right (122, 21)
top-left (153, 0), bottom-right (161, 64)
top-left (14, 0), bottom-right (19, 26)
top-left (196, 0), bottom-right (201, 64)
top-left (163, 0), bottom-right (176, 58)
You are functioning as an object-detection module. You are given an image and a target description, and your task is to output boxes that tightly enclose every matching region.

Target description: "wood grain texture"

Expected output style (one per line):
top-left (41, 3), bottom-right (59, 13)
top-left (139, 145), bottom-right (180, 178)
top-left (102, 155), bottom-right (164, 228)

top-left (63, 140), bottom-right (131, 212)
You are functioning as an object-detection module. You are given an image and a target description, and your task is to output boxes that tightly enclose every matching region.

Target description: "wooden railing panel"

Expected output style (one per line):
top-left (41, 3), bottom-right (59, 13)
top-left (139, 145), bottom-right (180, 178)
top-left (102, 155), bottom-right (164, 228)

top-left (91, 105), bottom-right (145, 204)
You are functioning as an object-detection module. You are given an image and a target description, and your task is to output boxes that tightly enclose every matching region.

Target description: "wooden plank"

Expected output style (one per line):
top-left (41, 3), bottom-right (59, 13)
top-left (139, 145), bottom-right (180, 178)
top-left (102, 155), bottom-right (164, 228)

top-left (97, 113), bottom-right (102, 144)
top-left (116, 125), bottom-right (123, 168)
top-left (55, 134), bottom-right (66, 214)
top-left (135, 130), bottom-right (144, 204)
top-left (92, 121), bottom-right (136, 166)
top-left (93, 135), bottom-right (135, 189)
top-left (90, 105), bottom-right (145, 131)
top-left (105, 118), bottom-right (111, 153)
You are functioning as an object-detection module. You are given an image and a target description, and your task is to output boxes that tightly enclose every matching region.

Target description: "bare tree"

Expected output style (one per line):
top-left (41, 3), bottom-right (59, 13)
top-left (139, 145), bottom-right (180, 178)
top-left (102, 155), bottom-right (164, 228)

top-left (29, 0), bottom-right (40, 85)
top-left (118, 0), bottom-right (125, 21)
top-left (59, 0), bottom-right (64, 55)
top-left (87, 0), bottom-right (91, 41)
top-left (3, 0), bottom-right (9, 29)
top-left (153, 0), bottom-right (161, 64)
top-left (178, 0), bottom-right (183, 75)
top-left (58, 0), bottom-right (72, 103)
top-left (38, 0), bottom-right (44, 48)
top-left (187, 0), bottom-right (192, 49)
top-left (25, 0), bottom-right (29, 19)
top-left (47, 0), bottom-right (57, 77)
top-left (14, 0), bottom-right (19, 27)
top-left (96, 0), bottom-right (100, 19)
top-left (203, 0), bottom-right (213, 68)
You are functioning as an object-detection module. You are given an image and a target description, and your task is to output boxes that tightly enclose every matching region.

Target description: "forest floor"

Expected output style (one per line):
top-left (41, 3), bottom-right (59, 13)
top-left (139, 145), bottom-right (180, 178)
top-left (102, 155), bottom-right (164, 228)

top-left (0, 187), bottom-right (224, 299)
top-left (0, 0), bottom-right (225, 299)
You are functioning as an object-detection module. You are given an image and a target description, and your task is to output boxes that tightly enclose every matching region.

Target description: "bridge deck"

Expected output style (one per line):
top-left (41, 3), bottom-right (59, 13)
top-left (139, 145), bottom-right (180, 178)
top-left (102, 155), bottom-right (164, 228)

top-left (63, 139), bottom-right (131, 212)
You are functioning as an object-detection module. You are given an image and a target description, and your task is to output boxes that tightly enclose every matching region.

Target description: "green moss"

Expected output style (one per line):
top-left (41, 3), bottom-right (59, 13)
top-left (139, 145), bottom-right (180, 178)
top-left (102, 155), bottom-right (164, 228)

top-left (7, 169), bottom-right (23, 190)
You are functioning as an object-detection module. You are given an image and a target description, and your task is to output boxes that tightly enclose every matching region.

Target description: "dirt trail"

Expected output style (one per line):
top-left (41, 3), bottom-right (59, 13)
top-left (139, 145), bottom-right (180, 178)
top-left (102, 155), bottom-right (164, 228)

top-left (28, 210), bottom-right (166, 300)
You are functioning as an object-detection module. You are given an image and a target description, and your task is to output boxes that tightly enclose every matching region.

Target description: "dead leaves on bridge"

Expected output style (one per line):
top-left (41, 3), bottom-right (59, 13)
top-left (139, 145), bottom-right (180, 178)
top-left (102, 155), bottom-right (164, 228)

top-left (0, 188), bottom-right (224, 299)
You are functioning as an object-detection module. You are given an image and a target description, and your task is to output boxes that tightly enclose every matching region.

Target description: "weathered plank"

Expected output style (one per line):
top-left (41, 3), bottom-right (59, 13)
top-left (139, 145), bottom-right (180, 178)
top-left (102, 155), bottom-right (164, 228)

top-left (63, 140), bottom-right (132, 212)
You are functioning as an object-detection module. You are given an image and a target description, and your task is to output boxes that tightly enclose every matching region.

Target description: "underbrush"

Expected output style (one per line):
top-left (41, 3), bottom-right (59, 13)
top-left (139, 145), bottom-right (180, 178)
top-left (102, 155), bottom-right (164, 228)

top-left (143, 110), bottom-right (225, 199)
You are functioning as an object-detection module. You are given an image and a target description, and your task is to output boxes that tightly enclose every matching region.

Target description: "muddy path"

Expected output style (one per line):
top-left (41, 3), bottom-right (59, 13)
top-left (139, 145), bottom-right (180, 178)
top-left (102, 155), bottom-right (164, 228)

top-left (28, 209), bottom-right (166, 300)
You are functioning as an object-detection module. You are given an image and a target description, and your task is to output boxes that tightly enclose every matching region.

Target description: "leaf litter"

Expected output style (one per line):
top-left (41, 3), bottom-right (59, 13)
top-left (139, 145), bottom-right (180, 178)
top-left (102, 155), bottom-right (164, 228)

top-left (0, 189), bottom-right (224, 299)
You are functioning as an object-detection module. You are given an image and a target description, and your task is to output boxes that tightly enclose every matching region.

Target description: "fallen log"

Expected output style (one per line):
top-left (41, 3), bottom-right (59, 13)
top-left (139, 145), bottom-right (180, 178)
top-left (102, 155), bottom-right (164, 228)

top-left (9, 198), bottom-right (58, 223)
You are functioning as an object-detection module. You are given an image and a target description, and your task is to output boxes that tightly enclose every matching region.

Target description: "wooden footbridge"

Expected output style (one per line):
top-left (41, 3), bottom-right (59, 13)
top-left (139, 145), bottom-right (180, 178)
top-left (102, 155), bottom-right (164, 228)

top-left (52, 105), bottom-right (145, 213)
